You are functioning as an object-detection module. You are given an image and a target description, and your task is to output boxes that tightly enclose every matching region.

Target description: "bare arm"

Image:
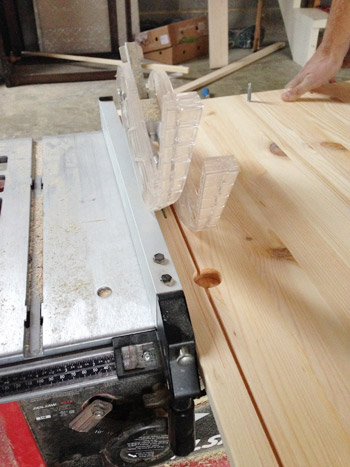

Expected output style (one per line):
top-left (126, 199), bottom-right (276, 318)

top-left (282, 0), bottom-right (350, 101)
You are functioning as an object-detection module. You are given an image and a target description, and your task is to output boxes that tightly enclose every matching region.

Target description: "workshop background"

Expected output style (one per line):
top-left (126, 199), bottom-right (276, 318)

top-left (2, 0), bottom-right (286, 54)
top-left (0, 0), bottom-right (349, 466)
top-left (1, 0), bottom-right (345, 142)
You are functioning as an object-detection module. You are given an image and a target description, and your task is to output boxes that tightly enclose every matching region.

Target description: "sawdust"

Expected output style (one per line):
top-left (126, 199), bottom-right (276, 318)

top-left (161, 448), bottom-right (228, 467)
top-left (195, 395), bottom-right (208, 408)
top-left (141, 97), bottom-right (161, 121)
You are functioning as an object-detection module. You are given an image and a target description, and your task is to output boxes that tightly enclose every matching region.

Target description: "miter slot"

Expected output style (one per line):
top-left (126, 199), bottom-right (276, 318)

top-left (24, 175), bottom-right (44, 359)
top-left (0, 139), bottom-right (33, 363)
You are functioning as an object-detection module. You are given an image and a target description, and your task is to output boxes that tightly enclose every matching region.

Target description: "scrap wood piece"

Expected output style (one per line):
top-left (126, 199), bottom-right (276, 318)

top-left (21, 51), bottom-right (189, 74)
top-left (175, 42), bottom-right (285, 93)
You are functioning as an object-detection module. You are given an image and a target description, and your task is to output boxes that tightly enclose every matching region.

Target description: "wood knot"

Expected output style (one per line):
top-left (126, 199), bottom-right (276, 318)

top-left (269, 143), bottom-right (288, 157)
top-left (193, 268), bottom-right (222, 288)
top-left (321, 141), bottom-right (347, 151)
top-left (268, 247), bottom-right (294, 261)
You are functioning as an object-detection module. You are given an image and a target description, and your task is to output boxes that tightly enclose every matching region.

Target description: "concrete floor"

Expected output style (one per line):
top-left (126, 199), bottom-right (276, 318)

top-left (2, 45), bottom-right (350, 141)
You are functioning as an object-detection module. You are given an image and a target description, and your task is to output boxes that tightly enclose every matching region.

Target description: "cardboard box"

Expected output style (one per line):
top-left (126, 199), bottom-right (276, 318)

top-left (144, 36), bottom-right (208, 65)
top-left (136, 17), bottom-right (208, 54)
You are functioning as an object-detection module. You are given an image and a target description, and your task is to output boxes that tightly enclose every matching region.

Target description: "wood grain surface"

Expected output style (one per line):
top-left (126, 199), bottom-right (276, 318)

top-left (157, 83), bottom-right (350, 466)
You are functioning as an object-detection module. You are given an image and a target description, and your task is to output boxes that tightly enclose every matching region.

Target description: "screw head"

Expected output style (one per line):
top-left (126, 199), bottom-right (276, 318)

top-left (153, 253), bottom-right (165, 264)
top-left (92, 409), bottom-right (105, 419)
top-left (161, 274), bottom-right (173, 286)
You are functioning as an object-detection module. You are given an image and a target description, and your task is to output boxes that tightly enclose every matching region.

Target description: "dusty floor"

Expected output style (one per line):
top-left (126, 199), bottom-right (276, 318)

top-left (1, 45), bottom-right (350, 141)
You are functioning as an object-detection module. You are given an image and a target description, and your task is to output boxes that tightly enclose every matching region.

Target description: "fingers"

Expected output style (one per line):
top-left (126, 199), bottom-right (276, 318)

top-left (282, 74), bottom-right (313, 102)
top-left (285, 73), bottom-right (303, 90)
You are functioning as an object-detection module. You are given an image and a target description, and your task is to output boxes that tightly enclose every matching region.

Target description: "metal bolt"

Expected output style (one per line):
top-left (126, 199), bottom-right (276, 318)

top-left (161, 274), bottom-right (173, 286)
top-left (143, 351), bottom-right (151, 362)
top-left (153, 253), bottom-right (165, 264)
top-left (177, 346), bottom-right (195, 367)
top-left (247, 82), bottom-right (252, 102)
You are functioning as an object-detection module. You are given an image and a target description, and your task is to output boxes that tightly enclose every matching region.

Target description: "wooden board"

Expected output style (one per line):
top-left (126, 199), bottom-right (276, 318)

top-left (208, 0), bottom-right (228, 69)
top-left (157, 82), bottom-right (350, 465)
top-left (175, 42), bottom-right (285, 93)
top-left (156, 210), bottom-right (278, 466)
top-left (21, 51), bottom-right (189, 75)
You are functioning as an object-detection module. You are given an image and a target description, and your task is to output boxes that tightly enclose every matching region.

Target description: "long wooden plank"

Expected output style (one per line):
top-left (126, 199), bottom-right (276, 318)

top-left (175, 42), bottom-right (285, 93)
top-left (207, 95), bottom-right (350, 326)
top-left (208, 0), bottom-right (228, 69)
top-left (248, 84), bottom-right (350, 202)
top-left (169, 90), bottom-right (350, 465)
top-left (156, 210), bottom-right (279, 466)
top-left (21, 51), bottom-right (190, 74)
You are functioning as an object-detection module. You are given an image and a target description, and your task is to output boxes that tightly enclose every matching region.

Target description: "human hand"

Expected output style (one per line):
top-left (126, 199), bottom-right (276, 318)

top-left (281, 46), bottom-right (345, 101)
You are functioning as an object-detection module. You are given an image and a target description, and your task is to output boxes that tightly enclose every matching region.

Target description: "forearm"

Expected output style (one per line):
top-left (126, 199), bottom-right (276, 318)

top-left (320, 0), bottom-right (350, 58)
top-left (282, 0), bottom-right (350, 101)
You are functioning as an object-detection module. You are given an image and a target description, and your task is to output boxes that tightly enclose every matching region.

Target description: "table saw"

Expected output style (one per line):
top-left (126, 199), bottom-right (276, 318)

top-left (0, 43), bottom-right (215, 466)
top-left (0, 42), bottom-right (239, 466)
top-left (0, 44), bottom-right (350, 465)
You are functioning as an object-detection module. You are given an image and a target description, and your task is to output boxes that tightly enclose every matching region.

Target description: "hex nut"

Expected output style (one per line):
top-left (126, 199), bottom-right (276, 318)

top-left (161, 274), bottom-right (173, 285)
top-left (153, 253), bottom-right (165, 264)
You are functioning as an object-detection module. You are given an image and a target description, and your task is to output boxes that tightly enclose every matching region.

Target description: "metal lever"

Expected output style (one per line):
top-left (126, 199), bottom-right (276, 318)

top-left (156, 291), bottom-right (201, 456)
top-left (168, 398), bottom-right (195, 456)
top-left (69, 399), bottom-right (113, 432)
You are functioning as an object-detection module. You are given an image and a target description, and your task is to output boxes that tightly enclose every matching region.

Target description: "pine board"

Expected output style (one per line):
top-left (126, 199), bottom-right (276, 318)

top-left (157, 83), bottom-right (350, 466)
top-left (156, 210), bottom-right (278, 467)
